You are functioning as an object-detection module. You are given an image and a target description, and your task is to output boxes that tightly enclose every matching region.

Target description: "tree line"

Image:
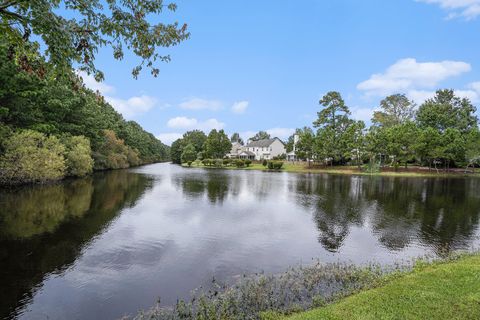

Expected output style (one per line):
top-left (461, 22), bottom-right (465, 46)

top-left (0, 0), bottom-right (189, 185)
top-left (170, 129), bottom-right (232, 165)
top-left (291, 90), bottom-right (480, 172)
top-left (170, 126), bottom-right (288, 166)
top-left (0, 42), bottom-right (169, 185)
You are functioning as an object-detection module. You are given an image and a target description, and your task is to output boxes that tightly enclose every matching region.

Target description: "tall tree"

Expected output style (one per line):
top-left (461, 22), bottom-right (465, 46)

top-left (182, 130), bottom-right (207, 154)
top-left (295, 127), bottom-right (315, 165)
top-left (314, 91), bottom-right (353, 163)
top-left (230, 132), bottom-right (244, 145)
top-left (203, 129), bottom-right (232, 159)
top-left (181, 143), bottom-right (197, 165)
top-left (372, 94), bottom-right (416, 127)
top-left (0, 0), bottom-right (189, 79)
top-left (416, 89), bottom-right (478, 134)
top-left (249, 131), bottom-right (271, 141)
top-left (382, 122), bottom-right (419, 168)
top-left (170, 138), bottom-right (185, 164)
top-left (344, 121), bottom-right (366, 168)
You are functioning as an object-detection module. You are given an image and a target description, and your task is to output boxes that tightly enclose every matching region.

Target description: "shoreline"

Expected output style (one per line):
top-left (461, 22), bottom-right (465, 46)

top-left (281, 252), bottom-right (480, 320)
top-left (0, 160), bottom-right (170, 188)
top-left (181, 161), bottom-right (480, 178)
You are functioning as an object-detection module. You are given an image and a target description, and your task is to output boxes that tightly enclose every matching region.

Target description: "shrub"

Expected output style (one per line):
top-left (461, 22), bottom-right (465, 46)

top-left (63, 135), bottom-right (94, 177)
top-left (214, 159), bottom-right (223, 167)
top-left (267, 161), bottom-right (283, 170)
top-left (274, 161), bottom-right (284, 170)
top-left (262, 159), bottom-right (268, 167)
top-left (0, 130), bottom-right (66, 184)
top-left (223, 158), bottom-right (231, 166)
top-left (245, 159), bottom-right (252, 167)
top-left (202, 159), bottom-right (209, 166)
top-left (126, 146), bottom-right (141, 167)
top-left (93, 130), bottom-right (130, 170)
top-left (187, 161), bottom-right (192, 167)
top-left (236, 159), bottom-right (245, 168)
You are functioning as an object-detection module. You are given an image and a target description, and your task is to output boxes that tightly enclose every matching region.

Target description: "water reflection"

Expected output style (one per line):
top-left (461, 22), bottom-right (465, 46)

top-left (0, 170), bottom-right (154, 320)
top-left (291, 175), bottom-right (480, 253)
top-left (0, 164), bottom-right (479, 320)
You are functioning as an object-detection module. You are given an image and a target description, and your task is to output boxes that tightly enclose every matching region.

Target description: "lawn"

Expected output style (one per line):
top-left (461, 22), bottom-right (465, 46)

top-left (183, 161), bottom-right (479, 178)
top-left (280, 254), bottom-right (480, 320)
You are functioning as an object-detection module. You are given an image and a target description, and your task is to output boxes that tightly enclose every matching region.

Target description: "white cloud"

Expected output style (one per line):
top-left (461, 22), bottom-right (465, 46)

top-left (105, 95), bottom-right (157, 119)
top-left (407, 90), bottom-right (437, 103)
top-left (239, 131), bottom-right (257, 142)
top-left (167, 116), bottom-right (199, 128)
top-left (239, 128), bottom-right (295, 142)
top-left (179, 98), bottom-right (223, 111)
top-left (77, 70), bottom-right (160, 119)
top-left (407, 86), bottom-right (480, 104)
top-left (350, 107), bottom-right (377, 123)
top-left (418, 0), bottom-right (480, 19)
top-left (166, 116), bottom-right (225, 131)
top-left (266, 127), bottom-right (295, 140)
top-left (453, 89), bottom-right (479, 101)
top-left (156, 133), bottom-right (183, 146)
top-left (357, 58), bottom-right (471, 96)
top-left (468, 81), bottom-right (480, 91)
top-left (77, 71), bottom-right (115, 95)
top-left (231, 101), bottom-right (249, 114)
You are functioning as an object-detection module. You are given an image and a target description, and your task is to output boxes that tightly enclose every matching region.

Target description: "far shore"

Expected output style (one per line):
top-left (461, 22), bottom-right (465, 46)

top-left (181, 161), bottom-right (480, 178)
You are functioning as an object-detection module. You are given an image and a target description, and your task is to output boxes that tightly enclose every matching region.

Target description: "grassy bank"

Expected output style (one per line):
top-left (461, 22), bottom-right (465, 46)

top-left (183, 161), bottom-right (479, 178)
top-left (132, 253), bottom-right (479, 320)
top-left (278, 254), bottom-right (480, 320)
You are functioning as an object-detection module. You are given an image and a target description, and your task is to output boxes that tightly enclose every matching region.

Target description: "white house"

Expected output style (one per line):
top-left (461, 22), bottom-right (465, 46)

top-left (243, 138), bottom-right (286, 160)
top-left (227, 142), bottom-right (244, 158)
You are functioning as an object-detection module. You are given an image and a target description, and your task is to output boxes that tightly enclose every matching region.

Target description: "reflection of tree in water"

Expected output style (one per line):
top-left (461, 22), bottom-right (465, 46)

top-left (246, 173), bottom-right (277, 201)
top-left (363, 177), bottom-right (422, 251)
top-left (0, 170), bottom-right (154, 320)
top-left (175, 171), bottom-right (235, 204)
top-left (0, 179), bottom-right (94, 239)
top-left (414, 178), bottom-right (480, 253)
top-left (205, 172), bottom-right (230, 204)
top-left (359, 177), bottom-right (480, 254)
top-left (294, 175), bottom-right (480, 254)
top-left (294, 175), bottom-right (365, 252)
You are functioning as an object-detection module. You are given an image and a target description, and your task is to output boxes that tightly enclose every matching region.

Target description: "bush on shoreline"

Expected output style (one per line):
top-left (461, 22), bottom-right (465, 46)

top-left (267, 161), bottom-right (284, 170)
top-left (130, 260), bottom-right (405, 320)
top-left (128, 252), bottom-right (479, 320)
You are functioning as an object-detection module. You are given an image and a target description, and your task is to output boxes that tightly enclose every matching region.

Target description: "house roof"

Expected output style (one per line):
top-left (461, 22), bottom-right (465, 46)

top-left (246, 137), bottom-right (284, 148)
top-left (239, 150), bottom-right (255, 156)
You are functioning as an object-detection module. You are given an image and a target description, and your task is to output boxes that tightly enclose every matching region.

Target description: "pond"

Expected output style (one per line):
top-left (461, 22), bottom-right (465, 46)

top-left (1, 163), bottom-right (479, 319)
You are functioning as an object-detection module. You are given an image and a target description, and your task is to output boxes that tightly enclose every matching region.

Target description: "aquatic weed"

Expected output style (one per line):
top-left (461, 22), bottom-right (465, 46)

top-left (128, 260), bottom-right (405, 320)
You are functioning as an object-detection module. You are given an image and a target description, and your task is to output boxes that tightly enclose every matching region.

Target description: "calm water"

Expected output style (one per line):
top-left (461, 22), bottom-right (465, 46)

top-left (1, 163), bottom-right (480, 319)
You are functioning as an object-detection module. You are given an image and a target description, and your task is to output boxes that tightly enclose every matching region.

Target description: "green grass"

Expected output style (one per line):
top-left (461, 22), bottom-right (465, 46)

top-left (182, 161), bottom-right (479, 178)
top-left (280, 254), bottom-right (480, 320)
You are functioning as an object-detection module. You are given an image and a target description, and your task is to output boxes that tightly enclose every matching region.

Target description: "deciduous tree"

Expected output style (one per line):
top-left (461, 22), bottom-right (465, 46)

top-left (1, 0), bottom-right (189, 79)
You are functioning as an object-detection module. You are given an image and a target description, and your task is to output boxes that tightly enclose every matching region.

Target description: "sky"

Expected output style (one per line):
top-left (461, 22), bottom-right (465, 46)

top-left (81, 0), bottom-right (480, 145)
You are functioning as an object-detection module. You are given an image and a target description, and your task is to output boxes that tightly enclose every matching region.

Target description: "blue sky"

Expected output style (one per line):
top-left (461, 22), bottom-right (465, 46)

top-left (81, 0), bottom-right (480, 145)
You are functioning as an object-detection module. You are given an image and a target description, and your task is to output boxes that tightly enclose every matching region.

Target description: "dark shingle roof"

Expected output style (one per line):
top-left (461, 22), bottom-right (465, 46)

top-left (246, 138), bottom-right (284, 147)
